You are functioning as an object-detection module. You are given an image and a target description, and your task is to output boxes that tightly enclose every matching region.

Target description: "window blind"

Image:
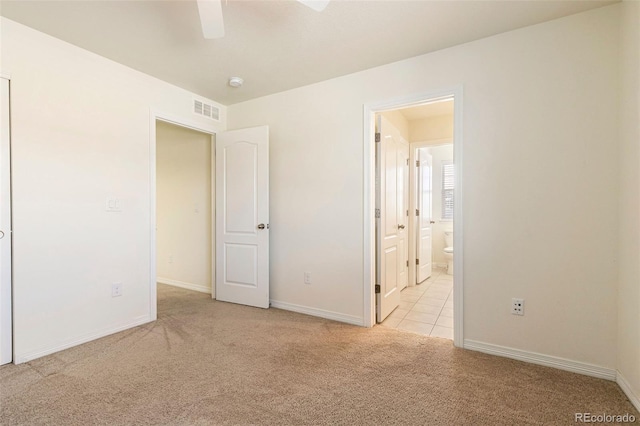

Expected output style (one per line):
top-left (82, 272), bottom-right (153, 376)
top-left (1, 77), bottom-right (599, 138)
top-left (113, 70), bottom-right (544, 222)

top-left (442, 162), bottom-right (454, 220)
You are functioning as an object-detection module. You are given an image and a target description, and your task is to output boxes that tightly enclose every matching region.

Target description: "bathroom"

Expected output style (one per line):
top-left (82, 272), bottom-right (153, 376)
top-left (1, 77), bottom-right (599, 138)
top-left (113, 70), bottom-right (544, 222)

top-left (424, 144), bottom-right (454, 275)
top-left (376, 99), bottom-right (455, 339)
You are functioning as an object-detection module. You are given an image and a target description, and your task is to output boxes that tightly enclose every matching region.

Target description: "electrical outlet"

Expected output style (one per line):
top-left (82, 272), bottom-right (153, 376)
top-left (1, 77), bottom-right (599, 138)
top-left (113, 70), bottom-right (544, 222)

top-left (112, 282), bottom-right (122, 297)
top-left (304, 272), bottom-right (311, 285)
top-left (511, 298), bottom-right (524, 316)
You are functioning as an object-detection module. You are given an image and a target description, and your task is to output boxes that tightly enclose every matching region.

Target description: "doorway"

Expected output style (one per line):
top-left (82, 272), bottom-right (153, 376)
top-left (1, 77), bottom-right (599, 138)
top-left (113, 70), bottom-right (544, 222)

top-left (155, 121), bottom-right (214, 297)
top-left (149, 113), bottom-right (218, 320)
top-left (364, 88), bottom-right (463, 347)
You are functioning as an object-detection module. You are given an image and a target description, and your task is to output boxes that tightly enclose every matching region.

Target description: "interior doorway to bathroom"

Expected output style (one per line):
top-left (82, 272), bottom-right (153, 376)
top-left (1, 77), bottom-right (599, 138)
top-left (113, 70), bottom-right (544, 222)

top-left (364, 89), bottom-right (463, 346)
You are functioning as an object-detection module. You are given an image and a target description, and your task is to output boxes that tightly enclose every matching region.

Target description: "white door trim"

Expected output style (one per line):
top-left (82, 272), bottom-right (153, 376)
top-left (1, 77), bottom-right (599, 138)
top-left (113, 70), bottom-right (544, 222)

top-left (0, 76), bottom-right (12, 364)
top-left (363, 86), bottom-right (464, 348)
top-left (149, 110), bottom-right (221, 320)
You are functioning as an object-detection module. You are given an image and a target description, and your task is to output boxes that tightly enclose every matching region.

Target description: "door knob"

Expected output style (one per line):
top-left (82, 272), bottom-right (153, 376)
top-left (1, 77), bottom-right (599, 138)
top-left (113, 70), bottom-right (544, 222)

top-left (398, 224), bottom-right (405, 229)
top-left (0, 230), bottom-right (4, 239)
top-left (257, 224), bottom-right (265, 230)
top-left (430, 220), bottom-right (435, 224)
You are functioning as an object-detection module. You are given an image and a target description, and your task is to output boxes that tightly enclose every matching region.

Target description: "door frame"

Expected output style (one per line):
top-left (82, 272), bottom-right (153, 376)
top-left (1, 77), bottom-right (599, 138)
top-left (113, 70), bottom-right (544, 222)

top-left (363, 87), bottom-right (464, 347)
top-left (149, 110), bottom-right (221, 321)
top-left (0, 75), bottom-right (13, 364)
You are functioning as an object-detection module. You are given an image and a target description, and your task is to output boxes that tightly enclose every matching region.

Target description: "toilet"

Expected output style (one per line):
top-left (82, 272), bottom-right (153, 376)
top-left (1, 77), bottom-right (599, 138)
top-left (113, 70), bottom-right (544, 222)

top-left (443, 230), bottom-right (454, 275)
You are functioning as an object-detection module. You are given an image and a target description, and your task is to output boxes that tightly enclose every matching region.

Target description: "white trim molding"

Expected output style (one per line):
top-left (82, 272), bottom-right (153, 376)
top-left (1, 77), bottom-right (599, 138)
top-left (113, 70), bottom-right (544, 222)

top-left (157, 277), bottom-right (211, 294)
top-left (362, 86), bottom-right (464, 349)
top-left (617, 371), bottom-right (640, 412)
top-left (464, 339), bottom-right (617, 381)
top-left (15, 316), bottom-right (151, 364)
top-left (270, 300), bottom-right (364, 327)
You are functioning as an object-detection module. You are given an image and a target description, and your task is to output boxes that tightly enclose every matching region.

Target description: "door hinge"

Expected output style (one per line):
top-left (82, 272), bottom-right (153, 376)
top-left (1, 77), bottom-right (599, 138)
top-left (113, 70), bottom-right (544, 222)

top-left (406, 209), bottom-right (409, 217)
top-left (416, 259), bottom-right (420, 265)
top-left (406, 260), bottom-right (409, 267)
top-left (375, 284), bottom-right (381, 294)
top-left (406, 158), bottom-right (409, 166)
top-left (416, 209), bottom-right (420, 216)
top-left (375, 132), bottom-right (381, 143)
top-left (416, 160), bottom-right (420, 167)
top-left (375, 208), bottom-right (381, 219)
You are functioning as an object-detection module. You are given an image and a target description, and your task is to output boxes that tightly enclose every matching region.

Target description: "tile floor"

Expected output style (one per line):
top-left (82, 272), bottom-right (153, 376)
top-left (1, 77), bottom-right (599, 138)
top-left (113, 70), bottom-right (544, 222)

top-left (381, 266), bottom-right (454, 339)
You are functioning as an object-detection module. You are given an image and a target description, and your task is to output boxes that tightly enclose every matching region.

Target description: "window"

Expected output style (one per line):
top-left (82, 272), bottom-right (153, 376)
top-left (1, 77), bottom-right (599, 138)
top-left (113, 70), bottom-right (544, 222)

top-left (442, 161), bottom-right (454, 220)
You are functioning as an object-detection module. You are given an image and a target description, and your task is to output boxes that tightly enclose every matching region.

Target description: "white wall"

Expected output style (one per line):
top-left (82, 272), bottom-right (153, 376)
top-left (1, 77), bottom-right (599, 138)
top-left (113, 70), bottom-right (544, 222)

top-left (156, 121), bottom-right (212, 294)
top-left (228, 5), bottom-right (620, 369)
top-left (409, 115), bottom-right (454, 143)
top-left (427, 144), bottom-right (454, 267)
top-left (1, 18), bottom-right (225, 362)
top-left (617, 0), bottom-right (640, 408)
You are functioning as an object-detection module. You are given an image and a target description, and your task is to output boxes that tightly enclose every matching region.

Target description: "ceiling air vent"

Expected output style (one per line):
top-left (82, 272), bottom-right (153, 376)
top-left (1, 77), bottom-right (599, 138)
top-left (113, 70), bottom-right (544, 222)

top-left (193, 99), bottom-right (220, 121)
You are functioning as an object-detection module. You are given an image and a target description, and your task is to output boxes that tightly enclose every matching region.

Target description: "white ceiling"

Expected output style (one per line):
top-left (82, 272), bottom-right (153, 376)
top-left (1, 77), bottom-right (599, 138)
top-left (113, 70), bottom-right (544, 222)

top-left (0, 0), bottom-right (616, 105)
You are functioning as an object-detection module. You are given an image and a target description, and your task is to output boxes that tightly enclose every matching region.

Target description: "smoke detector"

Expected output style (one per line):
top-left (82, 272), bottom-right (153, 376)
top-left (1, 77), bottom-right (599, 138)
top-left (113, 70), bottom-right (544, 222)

top-left (229, 77), bottom-right (244, 88)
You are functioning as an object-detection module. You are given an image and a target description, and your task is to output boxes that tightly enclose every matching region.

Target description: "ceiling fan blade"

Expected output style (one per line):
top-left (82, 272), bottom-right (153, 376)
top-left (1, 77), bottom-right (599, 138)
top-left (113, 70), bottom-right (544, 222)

top-left (197, 0), bottom-right (225, 39)
top-left (297, 0), bottom-right (330, 12)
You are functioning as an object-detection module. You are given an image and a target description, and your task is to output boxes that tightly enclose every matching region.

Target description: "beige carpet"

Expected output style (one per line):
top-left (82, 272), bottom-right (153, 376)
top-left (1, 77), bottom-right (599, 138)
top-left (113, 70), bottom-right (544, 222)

top-left (1, 285), bottom-right (637, 425)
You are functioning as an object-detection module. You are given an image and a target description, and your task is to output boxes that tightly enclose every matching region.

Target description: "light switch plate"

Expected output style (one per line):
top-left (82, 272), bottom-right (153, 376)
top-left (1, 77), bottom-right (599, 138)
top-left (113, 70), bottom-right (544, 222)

top-left (106, 197), bottom-right (122, 212)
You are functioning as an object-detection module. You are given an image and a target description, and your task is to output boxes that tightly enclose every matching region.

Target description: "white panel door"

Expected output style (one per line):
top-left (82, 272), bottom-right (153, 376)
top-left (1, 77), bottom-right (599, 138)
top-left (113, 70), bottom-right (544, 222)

top-left (416, 148), bottom-right (433, 283)
top-left (376, 116), bottom-right (408, 322)
top-left (216, 126), bottom-right (269, 309)
top-left (0, 78), bottom-right (12, 365)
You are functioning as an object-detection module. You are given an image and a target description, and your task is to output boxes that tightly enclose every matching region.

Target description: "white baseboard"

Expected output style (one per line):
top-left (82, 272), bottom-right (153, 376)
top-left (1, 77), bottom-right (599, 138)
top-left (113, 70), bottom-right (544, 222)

top-left (464, 339), bottom-right (617, 381)
top-left (269, 300), bottom-right (364, 326)
top-left (617, 371), bottom-right (640, 412)
top-left (15, 315), bottom-right (152, 364)
top-left (158, 277), bottom-right (211, 294)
